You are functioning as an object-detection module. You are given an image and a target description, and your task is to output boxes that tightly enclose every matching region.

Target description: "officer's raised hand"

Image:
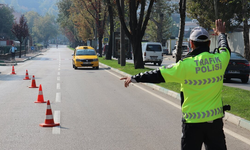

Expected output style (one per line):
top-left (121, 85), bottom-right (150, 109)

top-left (213, 19), bottom-right (226, 36)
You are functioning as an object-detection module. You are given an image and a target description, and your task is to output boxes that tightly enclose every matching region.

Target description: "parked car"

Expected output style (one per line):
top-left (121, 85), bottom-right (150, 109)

top-left (224, 52), bottom-right (250, 83)
top-left (163, 48), bottom-right (169, 55)
top-left (72, 46), bottom-right (99, 69)
top-left (172, 44), bottom-right (190, 58)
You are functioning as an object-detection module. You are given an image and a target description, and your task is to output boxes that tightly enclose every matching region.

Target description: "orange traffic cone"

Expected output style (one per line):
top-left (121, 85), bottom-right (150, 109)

top-left (23, 70), bottom-right (31, 80)
top-left (29, 75), bottom-right (38, 88)
top-left (10, 65), bottom-right (16, 75)
top-left (40, 100), bottom-right (60, 127)
top-left (35, 84), bottom-right (46, 103)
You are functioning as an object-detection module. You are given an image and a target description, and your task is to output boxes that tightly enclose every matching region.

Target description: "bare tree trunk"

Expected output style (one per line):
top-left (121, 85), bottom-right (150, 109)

top-left (159, 13), bottom-right (163, 44)
top-left (98, 1), bottom-right (103, 57)
top-left (98, 34), bottom-right (103, 56)
top-left (243, 0), bottom-right (250, 60)
top-left (176, 0), bottom-right (186, 62)
top-left (19, 42), bottom-right (22, 58)
top-left (132, 35), bottom-right (144, 69)
top-left (115, 0), bottom-right (155, 69)
top-left (120, 0), bottom-right (126, 66)
top-left (106, 0), bottom-right (113, 60)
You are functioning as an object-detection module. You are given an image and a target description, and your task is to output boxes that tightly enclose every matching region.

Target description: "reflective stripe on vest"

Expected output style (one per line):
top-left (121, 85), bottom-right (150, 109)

top-left (184, 75), bottom-right (223, 85)
top-left (183, 106), bottom-right (223, 122)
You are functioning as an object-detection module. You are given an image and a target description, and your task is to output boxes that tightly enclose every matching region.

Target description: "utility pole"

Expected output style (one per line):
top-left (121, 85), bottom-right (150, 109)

top-left (120, 0), bottom-right (125, 66)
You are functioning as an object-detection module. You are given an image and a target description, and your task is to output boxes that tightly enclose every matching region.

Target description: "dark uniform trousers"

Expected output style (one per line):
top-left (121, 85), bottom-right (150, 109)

top-left (181, 118), bottom-right (227, 150)
top-left (11, 52), bottom-right (15, 60)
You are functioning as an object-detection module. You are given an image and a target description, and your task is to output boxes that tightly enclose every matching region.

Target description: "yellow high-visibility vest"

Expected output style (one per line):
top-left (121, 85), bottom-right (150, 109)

top-left (160, 48), bottom-right (230, 123)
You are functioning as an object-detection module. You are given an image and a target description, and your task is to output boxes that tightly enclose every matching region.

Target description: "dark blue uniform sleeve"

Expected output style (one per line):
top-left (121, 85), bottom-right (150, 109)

top-left (131, 68), bottom-right (165, 83)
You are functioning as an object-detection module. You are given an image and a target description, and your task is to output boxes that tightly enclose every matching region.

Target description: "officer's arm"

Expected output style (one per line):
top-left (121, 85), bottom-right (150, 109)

top-left (131, 68), bottom-right (165, 83)
top-left (218, 33), bottom-right (231, 55)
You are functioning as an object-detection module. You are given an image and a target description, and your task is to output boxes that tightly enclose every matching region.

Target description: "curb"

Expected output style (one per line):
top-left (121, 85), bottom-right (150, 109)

top-left (100, 63), bottom-right (250, 132)
top-left (0, 53), bottom-right (42, 66)
top-left (16, 53), bottom-right (42, 63)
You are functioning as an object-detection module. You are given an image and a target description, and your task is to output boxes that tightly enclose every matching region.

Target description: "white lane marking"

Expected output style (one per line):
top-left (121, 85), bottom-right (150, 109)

top-left (104, 69), bottom-right (250, 146)
top-left (224, 128), bottom-right (250, 145)
top-left (58, 68), bottom-right (60, 71)
top-left (52, 110), bottom-right (60, 134)
top-left (57, 83), bottom-right (60, 89)
top-left (55, 92), bottom-right (61, 102)
top-left (134, 84), bottom-right (180, 109)
top-left (57, 77), bottom-right (60, 81)
top-left (58, 72), bottom-right (60, 76)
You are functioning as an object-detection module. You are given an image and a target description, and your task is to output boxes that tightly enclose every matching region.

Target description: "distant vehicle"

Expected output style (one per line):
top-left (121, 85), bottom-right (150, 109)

top-left (224, 52), bottom-right (250, 83)
top-left (141, 42), bottom-right (163, 66)
top-left (172, 44), bottom-right (190, 58)
top-left (163, 48), bottom-right (169, 55)
top-left (72, 46), bottom-right (99, 69)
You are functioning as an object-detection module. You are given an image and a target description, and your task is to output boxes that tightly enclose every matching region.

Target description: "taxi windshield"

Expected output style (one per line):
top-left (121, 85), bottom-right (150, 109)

top-left (76, 49), bottom-right (96, 55)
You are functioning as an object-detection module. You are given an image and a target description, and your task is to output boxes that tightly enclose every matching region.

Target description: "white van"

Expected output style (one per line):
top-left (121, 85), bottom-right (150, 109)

top-left (141, 42), bottom-right (163, 66)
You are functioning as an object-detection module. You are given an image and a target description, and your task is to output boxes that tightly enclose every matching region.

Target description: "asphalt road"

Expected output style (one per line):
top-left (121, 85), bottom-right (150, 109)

top-left (0, 45), bottom-right (249, 149)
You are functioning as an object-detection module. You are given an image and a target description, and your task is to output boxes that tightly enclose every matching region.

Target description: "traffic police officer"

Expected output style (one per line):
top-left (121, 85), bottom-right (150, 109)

top-left (120, 19), bottom-right (230, 150)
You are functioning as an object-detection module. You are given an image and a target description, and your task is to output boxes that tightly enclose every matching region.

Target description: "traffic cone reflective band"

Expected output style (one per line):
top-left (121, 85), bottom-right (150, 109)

top-left (10, 65), bottom-right (16, 75)
top-left (35, 84), bottom-right (46, 103)
top-left (29, 75), bottom-right (38, 88)
top-left (23, 70), bottom-right (31, 80)
top-left (40, 100), bottom-right (60, 127)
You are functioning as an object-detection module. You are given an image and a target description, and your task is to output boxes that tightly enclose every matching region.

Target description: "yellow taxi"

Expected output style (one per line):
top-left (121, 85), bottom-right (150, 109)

top-left (72, 46), bottom-right (99, 69)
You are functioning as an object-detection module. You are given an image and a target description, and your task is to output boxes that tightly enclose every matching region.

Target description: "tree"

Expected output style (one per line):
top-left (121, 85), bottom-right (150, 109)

top-left (71, 0), bottom-right (107, 57)
top-left (11, 15), bottom-right (29, 58)
top-left (146, 0), bottom-right (177, 44)
top-left (32, 14), bottom-right (58, 45)
top-left (116, 0), bottom-right (156, 69)
top-left (242, 0), bottom-right (250, 60)
top-left (187, 0), bottom-right (250, 60)
top-left (187, 0), bottom-right (243, 31)
top-left (25, 11), bottom-right (40, 46)
top-left (105, 0), bottom-right (115, 60)
top-left (176, 0), bottom-right (186, 62)
top-left (0, 5), bottom-right (14, 39)
top-left (57, 0), bottom-right (81, 47)
top-left (146, 14), bottom-right (173, 43)
top-left (69, 0), bottom-right (95, 42)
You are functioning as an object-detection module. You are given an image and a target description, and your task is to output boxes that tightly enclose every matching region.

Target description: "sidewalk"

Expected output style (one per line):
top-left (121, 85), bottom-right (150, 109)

top-left (100, 63), bottom-right (250, 132)
top-left (0, 49), bottom-right (47, 66)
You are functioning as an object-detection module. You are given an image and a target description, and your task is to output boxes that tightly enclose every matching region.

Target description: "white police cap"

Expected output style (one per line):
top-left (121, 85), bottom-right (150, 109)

top-left (189, 27), bottom-right (210, 42)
